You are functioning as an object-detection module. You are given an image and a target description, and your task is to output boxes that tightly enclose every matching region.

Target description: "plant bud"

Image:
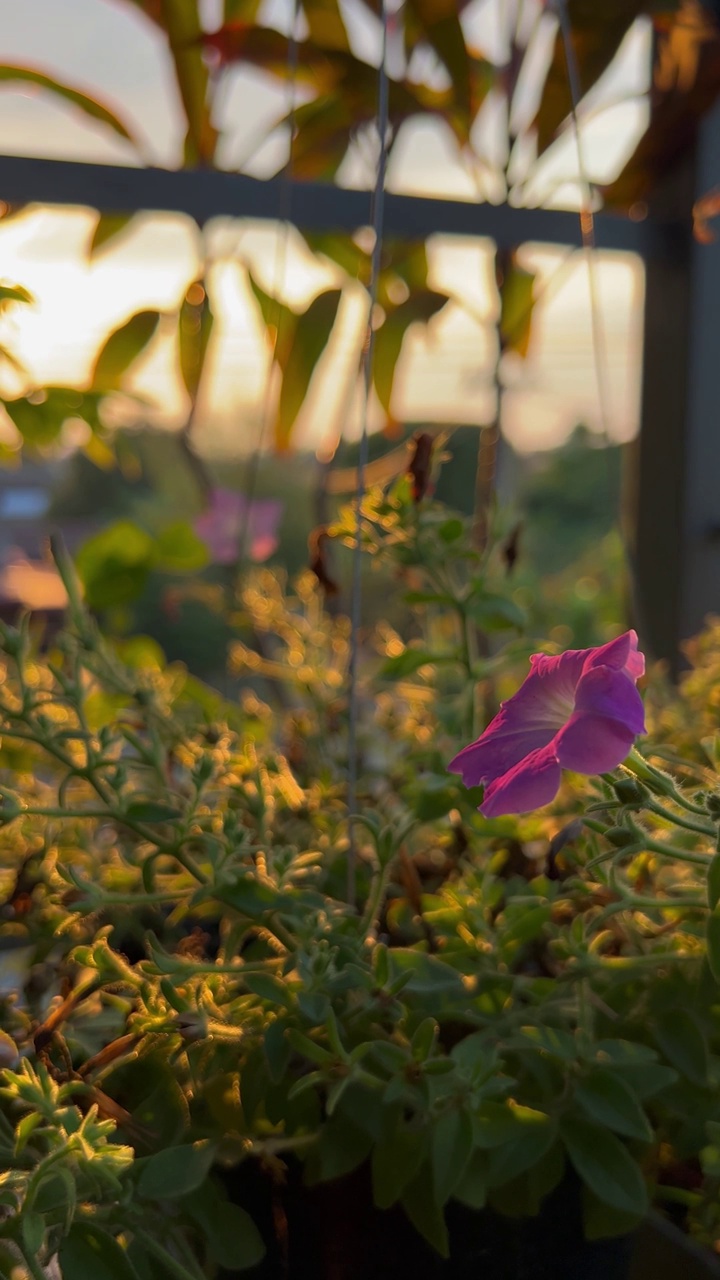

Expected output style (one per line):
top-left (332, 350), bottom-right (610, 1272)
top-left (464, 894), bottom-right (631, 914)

top-left (613, 778), bottom-right (649, 806)
top-left (604, 825), bottom-right (638, 849)
top-left (706, 793), bottom-right (720, 820)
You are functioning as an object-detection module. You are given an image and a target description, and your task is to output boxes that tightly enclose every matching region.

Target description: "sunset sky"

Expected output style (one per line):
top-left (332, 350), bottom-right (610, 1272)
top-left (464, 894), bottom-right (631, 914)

top-left (0, 0), bottom-right (650, 456)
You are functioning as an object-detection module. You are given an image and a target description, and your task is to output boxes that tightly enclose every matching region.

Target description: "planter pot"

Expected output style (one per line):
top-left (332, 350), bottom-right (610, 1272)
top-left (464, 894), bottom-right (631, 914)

top-left (218, 1158), bottom-right (720, 1279)
top-left (631, 1214), bottom-right (720, 1280)
top-left (219, 1160), bottom-right (665, 1280)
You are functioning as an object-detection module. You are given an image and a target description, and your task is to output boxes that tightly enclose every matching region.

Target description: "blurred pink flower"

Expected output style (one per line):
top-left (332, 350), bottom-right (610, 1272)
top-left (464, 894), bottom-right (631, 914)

top-left (449, 630), bottom-right (646, 817)
top-left (195, 489), bottom-right (282, 565)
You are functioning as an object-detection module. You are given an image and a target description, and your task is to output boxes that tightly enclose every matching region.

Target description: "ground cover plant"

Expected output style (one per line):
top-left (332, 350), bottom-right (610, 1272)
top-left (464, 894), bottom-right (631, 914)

top-left (0, 458), bottom-right (719, 1277)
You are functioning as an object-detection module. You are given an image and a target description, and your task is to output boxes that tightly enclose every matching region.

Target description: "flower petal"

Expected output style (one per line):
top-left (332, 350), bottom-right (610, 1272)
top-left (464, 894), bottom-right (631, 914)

top-left (447, 648), bottom-right (586, 788)
top-left (555, 666), bottom-right (645, 774)
top-left (583, 630), bottom-right (645, 683)
top-left (448, 723), bottom-right (554, 788)
top-left (481, 744), bottom-right (562, 818)
top-left (574, 665), bottom-right (646, 735)
top-left (555, 711), bottom-right (636, 775)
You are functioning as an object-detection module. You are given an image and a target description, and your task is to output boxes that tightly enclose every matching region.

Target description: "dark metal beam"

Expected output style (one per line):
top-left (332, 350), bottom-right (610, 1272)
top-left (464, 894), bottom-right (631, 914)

top-left (633, 96), bottom-right (720, 672)
top-left (0, 152), bottom-right (668, 256)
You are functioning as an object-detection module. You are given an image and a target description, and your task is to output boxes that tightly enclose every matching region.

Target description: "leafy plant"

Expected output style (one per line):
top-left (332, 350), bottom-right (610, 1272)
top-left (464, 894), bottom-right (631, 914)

top-left (0, 458), bottom-right (719, 1275)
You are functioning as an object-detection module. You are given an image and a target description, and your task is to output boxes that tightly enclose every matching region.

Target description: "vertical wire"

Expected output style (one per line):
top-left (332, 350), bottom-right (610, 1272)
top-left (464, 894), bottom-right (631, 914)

top-left (238, 0), bottom-right (299, 563)
top-left (554, 0), bottom-right (640, 617)
top-left (346, 2), bottom-right (391, 907)
top-left (554, 0), bottom-right (614, 447)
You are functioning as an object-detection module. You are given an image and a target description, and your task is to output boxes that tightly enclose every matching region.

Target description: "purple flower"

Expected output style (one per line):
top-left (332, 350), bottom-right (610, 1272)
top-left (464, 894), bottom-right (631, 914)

top-left (195, 489), bottom-right (282, 565)
top-left (448, 630), bottom-right (646, 817)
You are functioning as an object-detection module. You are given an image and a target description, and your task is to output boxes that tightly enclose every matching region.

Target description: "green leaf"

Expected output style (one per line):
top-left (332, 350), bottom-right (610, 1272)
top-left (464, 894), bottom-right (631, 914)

top-left (303, 0), bottom-right (350, 51)
top-left (310, 1111), bottom-right (374, 1183)
top-left (184, 1183), bottom-right (265, 1270)
top-left (708, 853), bottom-right (720, 911)
top-left (453, 1149), bottom-right (488, 1209)
top-left (707, 907), bottom-right (720, 982)
top-left (0, 283), bottom-right (33, 309)
top-left (275, 289), bottom-right (341, 450)
top-left (654, 1008), bottom-right (709, 1086)
top-left (137, 1140), bottom-right (216, 1200)
top-left (472, 1101), bottom-right (537, 1150)
top-left (387, 949), bottom-right (467, 1004)
top-left (432, 1107), bottom-right (473, 1206)
top-left (22, 1212), bottom-right (44, 1256)
top-left (34, 1167), bottom-right (76, 1226)
top-left (160, 0), bottom-right (218, 165)
top-left (466, 590), bottom-right (526, 631)
top-left (125, 802), bottom-right (182, 824)
top-left (283, 94), bottom-right (355, 180)
top-left (411, 1017), bottom-right (438, 1062)
top-left (15, 1110), bottom-right (43, 1153)
top-left (302, 230), bottom-right (367, 279)
top-left (243, 972), bottom-right (294, 1009)
top-left (438, 517), bottom-right (464, 543)
top-left (501, 904), bottom-right (551, 946)
top-left (614, 1062), bottom-right (677, 1100)
top-left (90, 213), bottom-right (136, 257)
top-left (217, 876), bottom-right (290, 918)
top-left (154, 521), bottom-right (209, 573)
top-left (561, 1116), bottom-right (649, 1217)
top-left (75, 520), bottom-right (156, 610)
top-left (4, 387), bottom-right (102, 449)
top-left (535, 3), bottom-right (642, 156)
top-left (401, 1164), bottom-right (449, 1257)
top-left (404, 0), bottom-right (471, 128)
top-left (286, 1028), bottom-right (334, 1067)
top-left (499, 258), bottom-right (536, 359)
top-left (372, 1123), bottom-right (427, 1209)
top-left (373, 290), bottom-right (448, 415)
top-left (0, 64), bottom-right (137, 145)
top-left (582, 1186), bottom-right (644, 1241)
top-left (575, 1068), bottom-right (653, 1142)
top-left (179, 279), bottom-right (214, 402)
top-left (58, 1223), bottom-right (140, 1280)
top-left (519, 1026), bottom-right (578, 1061)
top-left (91, 310), bottom-right (161, 391)
top-left (485, 1110), bottom-right (557, 1187)
top-left (264, 1017), bottom-right (292, 1082)
top-left (380, 647), bottom-right (448, 679)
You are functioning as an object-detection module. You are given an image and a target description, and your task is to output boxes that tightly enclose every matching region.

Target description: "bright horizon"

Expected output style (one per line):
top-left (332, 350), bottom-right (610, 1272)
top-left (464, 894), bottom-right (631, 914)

top-left (0, 0), bottom-right (650, 457)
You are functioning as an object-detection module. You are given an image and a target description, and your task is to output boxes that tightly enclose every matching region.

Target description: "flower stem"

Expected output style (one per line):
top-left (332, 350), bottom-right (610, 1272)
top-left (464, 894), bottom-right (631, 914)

top-left (646, 799), bottom-right (715, 838)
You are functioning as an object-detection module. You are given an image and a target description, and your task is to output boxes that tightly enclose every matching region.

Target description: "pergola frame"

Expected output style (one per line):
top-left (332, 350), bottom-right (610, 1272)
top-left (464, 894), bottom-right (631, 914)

top-left (0, 132), bottom-right (713, 672)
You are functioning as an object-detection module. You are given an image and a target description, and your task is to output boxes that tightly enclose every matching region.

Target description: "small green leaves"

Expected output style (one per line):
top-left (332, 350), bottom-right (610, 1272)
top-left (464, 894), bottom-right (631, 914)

top-left (575, 1069), bottom-right (652, 1142)
top-left (561, 1117), bottom-right (649, 1217)
top-left (402, 1164), bottom-right (450, 1257)
top-left (90, 213), bottom-right (137, 257)
top-left (708, 852), bottom-right (720, 910)
top-left (125, 802), bottom-right (182, 824)
top-left (75, 521), bottom-right (156, 610)
top-left (654, 1009), bottom-right (709, 1087)
top-left (372, 1123), bottom-right (427, 1210)
top-left (59, 1223), bottom-right (141, 1280)
top-left (0, 65), bottom-right (138, 146)
top-left (707, 909), bottom-right (720, 983)
top-left (183, 1182), bottom-right (266, 1271)
top-left (91, 310), bottom-right (161, 392)
top-left (499, 256), bottom-right (536, 359)
top-left (381, 647), bottom-right (451, 679)
top-left (137, 1141), bottom-right (216, 1200)
top-left (432, 1107), bottom-right (473, 1206)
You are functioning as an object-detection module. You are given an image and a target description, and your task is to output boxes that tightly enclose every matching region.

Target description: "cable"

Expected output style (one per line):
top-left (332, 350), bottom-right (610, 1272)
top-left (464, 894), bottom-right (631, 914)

top-left (346, 0), bottom-right (391, 907)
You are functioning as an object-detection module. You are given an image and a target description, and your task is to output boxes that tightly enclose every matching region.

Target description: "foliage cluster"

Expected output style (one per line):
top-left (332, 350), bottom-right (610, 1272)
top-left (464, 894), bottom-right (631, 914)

top-left (0, 469), bottom-right (719, 1277)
